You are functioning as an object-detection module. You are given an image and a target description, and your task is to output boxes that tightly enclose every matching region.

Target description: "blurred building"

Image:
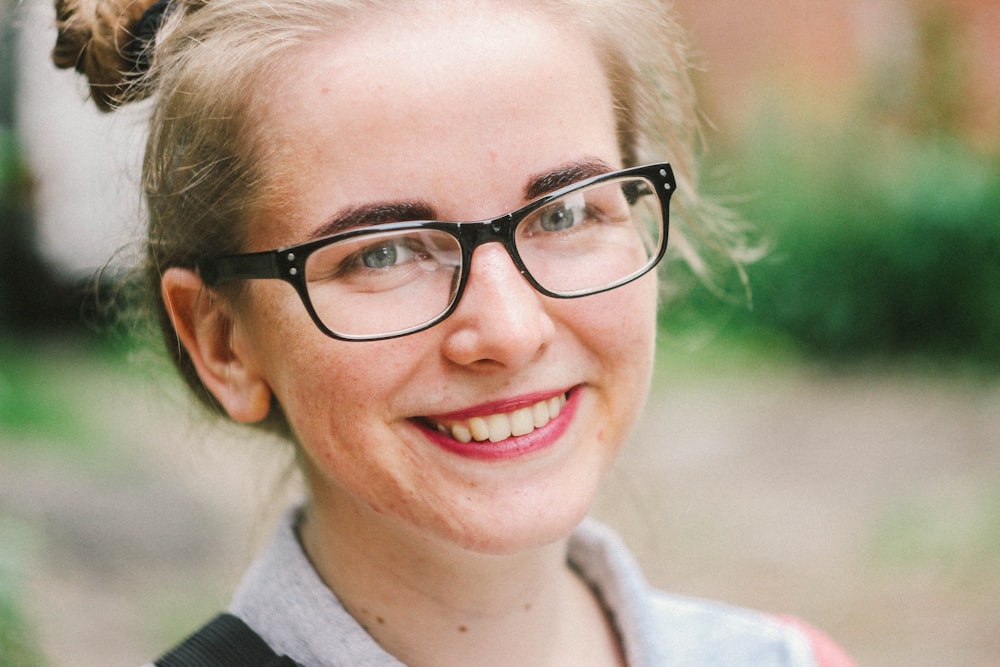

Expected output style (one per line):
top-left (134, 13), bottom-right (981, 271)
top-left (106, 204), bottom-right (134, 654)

top-left (675, 0), bottom-right (1000, 152)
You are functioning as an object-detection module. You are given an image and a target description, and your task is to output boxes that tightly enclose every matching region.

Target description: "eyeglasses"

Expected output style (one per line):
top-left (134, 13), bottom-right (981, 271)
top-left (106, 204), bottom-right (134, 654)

top-left (197, 162), bottom-right (675, 341)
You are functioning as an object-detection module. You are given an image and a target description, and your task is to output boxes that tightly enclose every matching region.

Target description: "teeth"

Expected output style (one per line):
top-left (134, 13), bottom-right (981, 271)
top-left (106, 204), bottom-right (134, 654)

top-left (468, 417), bottom-right (490, 442)
top-left (509, 407), bottom-right (534, 437)
top-left (532, 401), bottom-right (550, 428)
top-left (433, 393), bottom-right (567, 444)
top-left (486, 414), bottom-right (512, 442)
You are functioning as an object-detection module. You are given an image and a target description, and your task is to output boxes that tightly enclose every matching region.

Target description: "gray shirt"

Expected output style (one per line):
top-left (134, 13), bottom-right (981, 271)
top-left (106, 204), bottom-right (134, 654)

top-left (228, 507), bottom-right (821, 666)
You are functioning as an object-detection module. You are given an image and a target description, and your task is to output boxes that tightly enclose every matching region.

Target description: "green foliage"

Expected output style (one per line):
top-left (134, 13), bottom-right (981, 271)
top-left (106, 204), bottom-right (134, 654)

top-left (0, 338), bottom-right (89, 445)
top-left (0, 335), bottom-right (149, 464)
top-left (0, 0), bottom-right (25, 223)
top-left (0, 590), bottom-right (43, 667)
top-left (0, 127), bottom-right (23, 189)
top-left (665, 114), bottom-right (1000, 370)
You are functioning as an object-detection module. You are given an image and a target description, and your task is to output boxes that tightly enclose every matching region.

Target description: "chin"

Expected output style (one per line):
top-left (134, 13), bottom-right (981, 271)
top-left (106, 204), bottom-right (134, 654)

top-left (433, 491), bottom-right (596, 557)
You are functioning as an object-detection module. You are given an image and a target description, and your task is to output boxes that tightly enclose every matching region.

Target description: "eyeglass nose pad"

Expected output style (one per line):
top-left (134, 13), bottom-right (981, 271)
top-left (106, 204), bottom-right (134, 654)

top-left (487, 212), bottom-right (515, 239)
top-left (465, 213), bottom-right (513, 249)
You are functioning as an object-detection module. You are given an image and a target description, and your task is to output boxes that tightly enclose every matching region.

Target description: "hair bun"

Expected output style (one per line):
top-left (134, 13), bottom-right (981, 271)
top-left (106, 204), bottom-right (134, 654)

top-left (52, 0), bottom-right (166, 111)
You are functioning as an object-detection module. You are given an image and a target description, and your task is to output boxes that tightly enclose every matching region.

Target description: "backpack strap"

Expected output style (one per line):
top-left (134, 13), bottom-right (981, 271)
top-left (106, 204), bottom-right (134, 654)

top-left (155, 613), bottom-right (298, 667)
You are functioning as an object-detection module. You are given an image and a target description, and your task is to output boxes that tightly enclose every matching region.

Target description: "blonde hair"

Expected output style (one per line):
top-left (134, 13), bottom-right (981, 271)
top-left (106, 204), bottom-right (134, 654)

top-left (53, 0), bottom-right (748, 429)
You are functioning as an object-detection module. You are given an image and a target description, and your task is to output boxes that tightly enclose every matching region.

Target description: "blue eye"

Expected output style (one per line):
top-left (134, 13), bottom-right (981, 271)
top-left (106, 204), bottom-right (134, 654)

top-left (535, 193), bottom-right (590, 233)
top-left (538, 205), bottom-right (577, 232)
top-left (361, 243), bottom-right (401, 268)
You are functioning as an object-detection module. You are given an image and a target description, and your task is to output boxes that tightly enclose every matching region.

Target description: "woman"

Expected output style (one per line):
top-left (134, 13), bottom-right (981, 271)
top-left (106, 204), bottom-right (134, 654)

top-left (53, 0), bottom-right (855, 665)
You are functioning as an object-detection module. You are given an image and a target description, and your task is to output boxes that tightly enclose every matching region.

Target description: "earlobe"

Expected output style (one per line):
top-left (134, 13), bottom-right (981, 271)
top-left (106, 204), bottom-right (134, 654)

top-left (161, 268), bottom-right (273, 424)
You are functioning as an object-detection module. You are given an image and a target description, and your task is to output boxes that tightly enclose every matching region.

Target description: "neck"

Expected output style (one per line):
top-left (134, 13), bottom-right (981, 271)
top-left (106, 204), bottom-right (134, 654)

top-left (300, 498), bottom-right (624, 667)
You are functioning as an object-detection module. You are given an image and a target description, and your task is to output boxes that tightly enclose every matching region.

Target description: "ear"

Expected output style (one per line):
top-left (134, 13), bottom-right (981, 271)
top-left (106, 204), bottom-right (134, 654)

top-left (161, 268), bottom-right (273, 424)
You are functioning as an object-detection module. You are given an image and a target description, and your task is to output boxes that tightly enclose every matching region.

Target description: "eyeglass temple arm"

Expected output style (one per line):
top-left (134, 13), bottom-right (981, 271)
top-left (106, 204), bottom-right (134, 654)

top-left (197, 251), bottom-right (282, 286)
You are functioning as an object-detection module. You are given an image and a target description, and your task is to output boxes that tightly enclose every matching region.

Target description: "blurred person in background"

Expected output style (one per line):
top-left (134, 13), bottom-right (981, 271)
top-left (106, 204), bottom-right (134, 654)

top-left (51, 0), bottom-right (856, 664)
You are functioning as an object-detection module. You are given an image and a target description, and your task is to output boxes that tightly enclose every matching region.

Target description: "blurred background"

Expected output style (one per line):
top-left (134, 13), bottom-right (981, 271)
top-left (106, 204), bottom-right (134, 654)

top-left (1, 0), bottom-right (998, 665)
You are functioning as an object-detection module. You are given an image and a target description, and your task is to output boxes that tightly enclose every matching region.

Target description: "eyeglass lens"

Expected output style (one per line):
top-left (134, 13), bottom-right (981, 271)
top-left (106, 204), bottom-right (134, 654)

top-left (303, 175), bottom-right (663, 338)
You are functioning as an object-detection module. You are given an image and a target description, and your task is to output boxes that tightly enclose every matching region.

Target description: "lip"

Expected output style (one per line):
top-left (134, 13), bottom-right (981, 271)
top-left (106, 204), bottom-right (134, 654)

top-left (423, 388), bottom-right (574, 422)
top-left (414, 386), bottom-right (581, 461)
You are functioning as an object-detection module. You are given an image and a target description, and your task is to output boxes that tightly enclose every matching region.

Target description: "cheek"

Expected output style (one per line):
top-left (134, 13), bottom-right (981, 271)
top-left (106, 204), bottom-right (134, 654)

top-left (582, 275), bottom-right (659, 367)
top-left (242, 291), bottom-right (424, 442)
top-left (233, 283), bottom-right (357, 422)
top-left (588, 278), bottom-right (659, 438)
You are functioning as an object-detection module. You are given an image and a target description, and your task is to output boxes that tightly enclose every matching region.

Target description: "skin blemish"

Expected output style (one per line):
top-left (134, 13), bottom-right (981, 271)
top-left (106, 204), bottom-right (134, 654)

top-left (377, 616), bottom-right (386, 625)
top-left (524, 602), bottom-right (533, 612)
top-left (320, 86), bottom-right (330, 95)
top-left (458, 625), bottom-right (468, 633)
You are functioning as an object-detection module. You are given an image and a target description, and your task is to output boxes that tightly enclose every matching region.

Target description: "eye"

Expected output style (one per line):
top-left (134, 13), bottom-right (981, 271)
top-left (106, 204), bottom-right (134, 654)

top-left (360, 240), bottom-right (415, 269)
top-left (535, 193), bottom-right (589, 233)
top-left (538, 206), bottom-right (575, 232)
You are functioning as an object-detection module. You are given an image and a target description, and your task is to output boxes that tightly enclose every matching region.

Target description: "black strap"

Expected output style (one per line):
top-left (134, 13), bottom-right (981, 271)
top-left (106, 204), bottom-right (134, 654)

top-left (155, 613), bottom-right (297, 667)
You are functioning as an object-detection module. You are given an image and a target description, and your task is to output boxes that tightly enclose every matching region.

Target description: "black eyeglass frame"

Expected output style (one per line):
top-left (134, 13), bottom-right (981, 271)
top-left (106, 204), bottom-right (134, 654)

top-left (197, 162), bottom-right (675, 341)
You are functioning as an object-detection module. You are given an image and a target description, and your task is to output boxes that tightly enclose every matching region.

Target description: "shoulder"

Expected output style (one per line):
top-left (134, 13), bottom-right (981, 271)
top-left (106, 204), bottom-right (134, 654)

top-left (646, 591), bottom-right (856, 667)
top-left (568, 520), bottom-right (855, 667)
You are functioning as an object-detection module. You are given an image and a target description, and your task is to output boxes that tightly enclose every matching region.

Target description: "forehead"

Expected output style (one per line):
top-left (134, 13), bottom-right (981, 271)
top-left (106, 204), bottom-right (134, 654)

top-left (248, 3), bottom-right (619, 245)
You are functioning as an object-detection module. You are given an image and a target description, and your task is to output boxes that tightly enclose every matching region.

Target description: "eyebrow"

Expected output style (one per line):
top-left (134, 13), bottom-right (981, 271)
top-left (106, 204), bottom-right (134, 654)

top-left (309, 201), bottom-right (437, 240)
top-left (524, 158), bottom-right (617, 201)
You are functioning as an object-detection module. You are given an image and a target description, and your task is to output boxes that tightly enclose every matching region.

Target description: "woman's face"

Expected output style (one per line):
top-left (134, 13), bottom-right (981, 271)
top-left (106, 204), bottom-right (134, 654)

top-left (232, 4), bottom-right (659, 555)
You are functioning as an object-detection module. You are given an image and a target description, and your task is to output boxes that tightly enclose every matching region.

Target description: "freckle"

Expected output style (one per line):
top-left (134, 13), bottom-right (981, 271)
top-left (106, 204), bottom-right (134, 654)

top-left (524, 602), bottom-right (533, 612)
top-left (458, 625), bottom-right (468, 633)
top-left (377, 616), bottom-right (386, 625)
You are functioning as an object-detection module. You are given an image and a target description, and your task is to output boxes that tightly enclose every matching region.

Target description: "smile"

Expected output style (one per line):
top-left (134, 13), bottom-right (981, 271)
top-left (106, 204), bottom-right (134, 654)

top-left (428, 393), bottom-right (568, 443)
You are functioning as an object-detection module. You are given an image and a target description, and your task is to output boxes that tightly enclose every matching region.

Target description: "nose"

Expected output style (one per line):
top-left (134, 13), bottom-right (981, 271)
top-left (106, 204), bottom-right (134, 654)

top-left (440, 242), bottom-right (556, 370)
